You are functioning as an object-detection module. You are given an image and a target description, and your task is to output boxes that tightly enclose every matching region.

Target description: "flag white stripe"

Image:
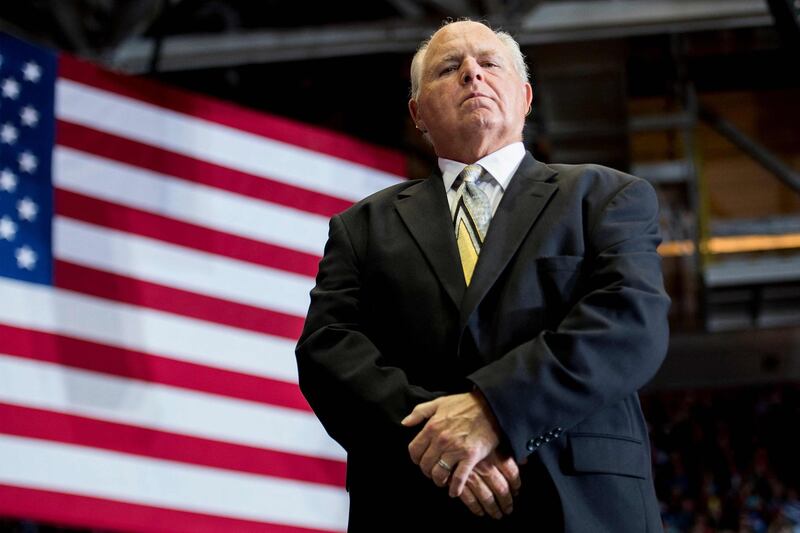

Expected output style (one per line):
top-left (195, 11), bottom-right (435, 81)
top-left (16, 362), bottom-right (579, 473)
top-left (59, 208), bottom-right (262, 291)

top-left (0, 278), bottom-right (299, 383)
top-left (0, 434), bottom-right (348, 530)
top-left (54, 218), bottom-right (314, 317)
top-left (56, 79), bottom-right (401, 202)
top-left (0, 356), bottom-right (345, 460)
top-left (54, 147), bottom-right (330, 257)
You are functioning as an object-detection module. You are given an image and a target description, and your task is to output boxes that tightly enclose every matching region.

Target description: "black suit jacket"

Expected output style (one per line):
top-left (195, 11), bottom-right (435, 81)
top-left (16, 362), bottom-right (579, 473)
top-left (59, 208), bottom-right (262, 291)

top-left (296, 153), bottom-right (670, 532)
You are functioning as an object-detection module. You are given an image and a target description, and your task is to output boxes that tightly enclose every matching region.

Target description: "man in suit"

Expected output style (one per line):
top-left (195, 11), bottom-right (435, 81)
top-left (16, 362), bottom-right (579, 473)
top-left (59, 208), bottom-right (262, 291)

top-left (296, 19), bottom-right (670, 532)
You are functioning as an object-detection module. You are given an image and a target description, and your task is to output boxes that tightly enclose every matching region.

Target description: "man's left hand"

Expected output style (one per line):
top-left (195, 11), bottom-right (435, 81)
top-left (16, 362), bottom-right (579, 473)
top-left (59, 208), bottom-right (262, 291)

top-left (401, 391), bottom-right (502, 497)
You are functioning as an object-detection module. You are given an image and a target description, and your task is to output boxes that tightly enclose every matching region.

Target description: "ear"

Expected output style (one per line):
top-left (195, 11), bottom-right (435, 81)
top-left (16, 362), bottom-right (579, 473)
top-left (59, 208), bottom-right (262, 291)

top-left (524, 82), bottom-right (533, 110)
top-left (408, 98), bottom-right (427, 132)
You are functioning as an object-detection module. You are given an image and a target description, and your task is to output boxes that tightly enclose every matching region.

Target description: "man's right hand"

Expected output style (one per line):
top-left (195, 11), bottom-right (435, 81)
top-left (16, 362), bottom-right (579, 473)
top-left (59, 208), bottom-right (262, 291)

top-left (455, 450), bottom-right (521, 519)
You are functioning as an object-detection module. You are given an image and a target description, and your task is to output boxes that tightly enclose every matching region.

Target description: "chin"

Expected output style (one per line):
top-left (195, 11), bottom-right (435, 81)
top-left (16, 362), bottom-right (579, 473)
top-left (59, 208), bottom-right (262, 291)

top-left (464, 112), bottom-right (497, 130)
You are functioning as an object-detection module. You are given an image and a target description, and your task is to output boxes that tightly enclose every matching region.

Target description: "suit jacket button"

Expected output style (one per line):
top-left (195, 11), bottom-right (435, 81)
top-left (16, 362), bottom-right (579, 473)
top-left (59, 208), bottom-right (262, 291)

top-left (534, 436), bottom-right (544, 446)
top-left (526, 438), bottom-right (536, 451)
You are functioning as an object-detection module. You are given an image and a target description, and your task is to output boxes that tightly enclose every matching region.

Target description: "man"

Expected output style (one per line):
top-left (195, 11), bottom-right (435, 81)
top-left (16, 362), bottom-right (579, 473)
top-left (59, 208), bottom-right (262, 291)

top-left (296, 19), bottom-right (670, 532)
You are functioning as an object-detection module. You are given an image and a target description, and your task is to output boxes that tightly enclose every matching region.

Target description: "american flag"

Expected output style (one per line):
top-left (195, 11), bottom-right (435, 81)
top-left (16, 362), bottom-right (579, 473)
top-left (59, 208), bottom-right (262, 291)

top-left (0, 32), bottom-right (405, 532)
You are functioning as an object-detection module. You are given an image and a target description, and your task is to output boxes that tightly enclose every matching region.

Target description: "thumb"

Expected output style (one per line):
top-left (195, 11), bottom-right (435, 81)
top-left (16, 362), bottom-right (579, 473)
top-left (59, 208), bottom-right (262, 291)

top-left (401, 399), bottom-right (439, 426)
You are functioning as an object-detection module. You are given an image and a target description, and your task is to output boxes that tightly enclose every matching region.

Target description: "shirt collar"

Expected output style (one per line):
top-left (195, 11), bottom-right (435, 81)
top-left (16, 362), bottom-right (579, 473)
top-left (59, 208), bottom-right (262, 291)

top-left (439, 142), bottom-right (526, 192)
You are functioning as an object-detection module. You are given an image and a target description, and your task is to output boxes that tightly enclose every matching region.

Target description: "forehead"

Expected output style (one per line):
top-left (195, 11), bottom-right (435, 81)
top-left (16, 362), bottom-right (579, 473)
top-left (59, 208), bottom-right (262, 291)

top-left (425, 22), bottom-right (506, 63)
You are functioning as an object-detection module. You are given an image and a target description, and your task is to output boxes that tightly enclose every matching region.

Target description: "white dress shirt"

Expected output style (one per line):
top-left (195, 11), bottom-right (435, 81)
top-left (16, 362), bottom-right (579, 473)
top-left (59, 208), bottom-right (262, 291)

top-left (439, 142), bottom-right (526, 220)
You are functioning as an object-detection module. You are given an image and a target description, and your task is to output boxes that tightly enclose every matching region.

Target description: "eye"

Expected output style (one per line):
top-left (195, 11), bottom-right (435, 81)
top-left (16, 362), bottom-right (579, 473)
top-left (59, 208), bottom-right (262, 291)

top-left (439, 65), bottom-right (457, 75)
top-left (482, 61), bottom-right (499, 68)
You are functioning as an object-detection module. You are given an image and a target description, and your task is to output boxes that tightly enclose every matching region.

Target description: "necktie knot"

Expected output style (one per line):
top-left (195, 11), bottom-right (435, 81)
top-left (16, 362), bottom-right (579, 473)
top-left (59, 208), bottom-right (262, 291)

top-left (462, 164), bottom-right (483, 183)
top-left (456, 164), bottom-right (483, 187)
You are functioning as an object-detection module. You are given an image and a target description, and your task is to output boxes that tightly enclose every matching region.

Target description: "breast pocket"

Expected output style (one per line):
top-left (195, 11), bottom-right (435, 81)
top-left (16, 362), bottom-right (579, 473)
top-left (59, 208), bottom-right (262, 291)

top-left (537, 255), bottom-right (585, 272)
top-left (536, 255), bottom-right (584, 327)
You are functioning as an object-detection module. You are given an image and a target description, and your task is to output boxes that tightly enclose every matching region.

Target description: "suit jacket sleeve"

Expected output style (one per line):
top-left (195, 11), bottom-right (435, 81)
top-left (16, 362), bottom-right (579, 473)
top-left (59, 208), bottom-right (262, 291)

top-left (468, 177), bottom-right (671, 462)
top-left (296, 212), bottom-right (441, 453)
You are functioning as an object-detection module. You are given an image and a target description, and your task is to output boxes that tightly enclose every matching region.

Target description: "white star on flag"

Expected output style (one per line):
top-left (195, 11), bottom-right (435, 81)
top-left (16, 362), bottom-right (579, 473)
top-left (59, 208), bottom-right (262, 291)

top-left (18, 151), bottom-right (38, 173)
top-left (0, 168), bottom-right (18, 192)
top-left (0, 215), bottom-right (18, 241)
top-left (17, 196), bottom-right (38, 221)
top-left (22, 61), bottom-right (42, 83)
top-left (1, 77), bottom-right (20, 99)
top-left (0, 215), bottom-right (17, 241)
top-left (15, 245), bottom-right (37, 270)
top-left (20, 106), bottom-right (39, 127)
top-left (0, 123), bottom-right (18, 144)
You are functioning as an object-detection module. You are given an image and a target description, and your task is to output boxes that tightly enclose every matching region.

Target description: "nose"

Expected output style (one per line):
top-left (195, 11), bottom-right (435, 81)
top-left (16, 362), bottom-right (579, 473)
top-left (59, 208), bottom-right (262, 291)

top-left (460, 58), bottom-right (483, 85)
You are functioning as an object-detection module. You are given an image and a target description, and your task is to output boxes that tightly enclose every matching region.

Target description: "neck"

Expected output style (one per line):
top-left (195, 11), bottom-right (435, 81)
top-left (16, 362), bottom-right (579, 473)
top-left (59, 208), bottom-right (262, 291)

top-left (435, 132), bottom-right (520, 164)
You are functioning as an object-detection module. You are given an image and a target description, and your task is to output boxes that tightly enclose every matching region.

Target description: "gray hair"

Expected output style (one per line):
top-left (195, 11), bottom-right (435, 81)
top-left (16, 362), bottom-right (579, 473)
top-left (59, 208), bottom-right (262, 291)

top-left (409, 21), bottom-right (530, 100)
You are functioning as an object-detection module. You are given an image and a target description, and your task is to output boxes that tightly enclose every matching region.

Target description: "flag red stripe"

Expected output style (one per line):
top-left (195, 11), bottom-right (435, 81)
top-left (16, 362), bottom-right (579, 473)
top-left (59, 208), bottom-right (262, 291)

top-left (0, 324), bottom-right (309, 412)
top-left (56, 120), bottom-right (352, 219)
top-left (0, 403), bottom-right (345, 487)
top-left (58, 54), bottom-right (405, 176)
top-left (56, 189), bottom-right (321, 279)
top-left (0, 484), bottom-right (344, 533)
top-left (54, 261), bottom-right (305, 341)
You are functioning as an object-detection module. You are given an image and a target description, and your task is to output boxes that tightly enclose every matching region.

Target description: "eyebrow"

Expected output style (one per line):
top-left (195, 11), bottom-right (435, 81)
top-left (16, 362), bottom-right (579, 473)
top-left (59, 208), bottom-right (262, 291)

top-left (475, 49), bottom-right (503, 59)
top-left (436, 50), bottom-right (503, 65)
top-left (435, 54), bottom-right (461, 66)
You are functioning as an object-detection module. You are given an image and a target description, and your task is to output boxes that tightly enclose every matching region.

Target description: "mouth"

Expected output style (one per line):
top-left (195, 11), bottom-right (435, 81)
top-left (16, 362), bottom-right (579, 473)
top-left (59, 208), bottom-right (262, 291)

top-left (462, 92), bottom-right (491, 104)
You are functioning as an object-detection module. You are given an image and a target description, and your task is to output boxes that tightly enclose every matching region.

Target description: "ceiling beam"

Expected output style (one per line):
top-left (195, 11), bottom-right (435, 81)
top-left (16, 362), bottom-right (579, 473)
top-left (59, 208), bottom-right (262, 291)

top-left (387, 0), bottom-right (426, 18)
top-left (423, 0), bottom-right (479, 17)
top-left (110, 20), bottom-right (435, 72)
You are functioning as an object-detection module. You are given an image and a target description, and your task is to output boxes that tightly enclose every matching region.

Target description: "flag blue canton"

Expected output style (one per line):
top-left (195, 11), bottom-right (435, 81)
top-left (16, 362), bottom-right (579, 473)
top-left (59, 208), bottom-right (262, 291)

top-left (0, 33), bottom-right (56, 285)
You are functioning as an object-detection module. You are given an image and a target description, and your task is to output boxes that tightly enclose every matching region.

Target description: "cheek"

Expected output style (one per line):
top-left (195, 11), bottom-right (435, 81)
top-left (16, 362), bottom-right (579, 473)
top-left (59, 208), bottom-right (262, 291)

top-left (506, 88), bottom-right (527, 113)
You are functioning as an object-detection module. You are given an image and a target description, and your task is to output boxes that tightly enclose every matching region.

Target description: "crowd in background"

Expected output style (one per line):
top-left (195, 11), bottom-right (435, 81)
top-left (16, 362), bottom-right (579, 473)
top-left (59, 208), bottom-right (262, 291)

top-left (644, 383), bottom-right (800, 532)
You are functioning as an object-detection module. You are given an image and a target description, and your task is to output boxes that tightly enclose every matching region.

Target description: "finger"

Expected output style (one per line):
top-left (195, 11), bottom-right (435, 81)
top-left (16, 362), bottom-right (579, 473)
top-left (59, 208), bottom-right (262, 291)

top-left (406, 428), bottom-right (432, 465)
top-left (467, 472), bottom-right (503, 520)
top-left (480, 465), bottom-right (513, 515)
top-left (458, 486), bottom-right (485, 517)
top-left (449, 454), bottom-right (480, 498)
top-left (401, 400), bottom-right (439, 426)
top-left (431, 460), bottom-right (452, 488)
top-left (419, 442), bottom-right (446, 478)
top-left (496, 456), bottom-right (521, 495)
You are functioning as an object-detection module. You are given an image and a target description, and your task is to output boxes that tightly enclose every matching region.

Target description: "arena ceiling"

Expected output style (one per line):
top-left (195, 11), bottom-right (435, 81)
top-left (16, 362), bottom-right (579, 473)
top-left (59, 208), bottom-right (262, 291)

top-left (0, 0), bottom-right (774, 73)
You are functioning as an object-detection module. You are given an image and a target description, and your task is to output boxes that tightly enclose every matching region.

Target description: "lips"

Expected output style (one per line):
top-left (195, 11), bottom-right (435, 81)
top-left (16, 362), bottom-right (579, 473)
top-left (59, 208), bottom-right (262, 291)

top-left (462, 92), bottom-right (490, 104)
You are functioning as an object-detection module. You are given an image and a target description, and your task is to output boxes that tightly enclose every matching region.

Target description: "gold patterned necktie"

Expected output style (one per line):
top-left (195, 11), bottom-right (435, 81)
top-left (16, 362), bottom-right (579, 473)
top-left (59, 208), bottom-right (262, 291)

top-left (452, 164), bottom-right (491, 285)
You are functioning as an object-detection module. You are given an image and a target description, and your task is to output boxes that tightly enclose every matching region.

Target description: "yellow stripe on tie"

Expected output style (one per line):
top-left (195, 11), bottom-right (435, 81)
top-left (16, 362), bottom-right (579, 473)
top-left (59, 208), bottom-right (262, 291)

top-left (456, 219), bottom-right (479, 284)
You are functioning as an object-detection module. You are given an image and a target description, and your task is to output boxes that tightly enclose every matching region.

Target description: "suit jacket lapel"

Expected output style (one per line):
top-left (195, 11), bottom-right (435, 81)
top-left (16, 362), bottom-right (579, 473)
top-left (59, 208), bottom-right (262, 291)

top-left (459, 153), bottom-right (559, 329)
top-left (395, 175), bottom-right (466, 309)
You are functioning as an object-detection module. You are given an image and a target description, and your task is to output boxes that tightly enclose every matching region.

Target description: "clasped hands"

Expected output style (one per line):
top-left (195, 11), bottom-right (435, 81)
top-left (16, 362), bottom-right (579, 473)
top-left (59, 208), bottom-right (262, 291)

top-left (401, 391), bottom-right (521, 519)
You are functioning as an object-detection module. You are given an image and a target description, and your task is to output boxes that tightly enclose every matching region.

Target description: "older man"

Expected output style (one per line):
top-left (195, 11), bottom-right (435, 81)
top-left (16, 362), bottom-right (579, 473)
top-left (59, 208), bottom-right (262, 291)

top-left (296, 19), bottom-right (670, 532)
